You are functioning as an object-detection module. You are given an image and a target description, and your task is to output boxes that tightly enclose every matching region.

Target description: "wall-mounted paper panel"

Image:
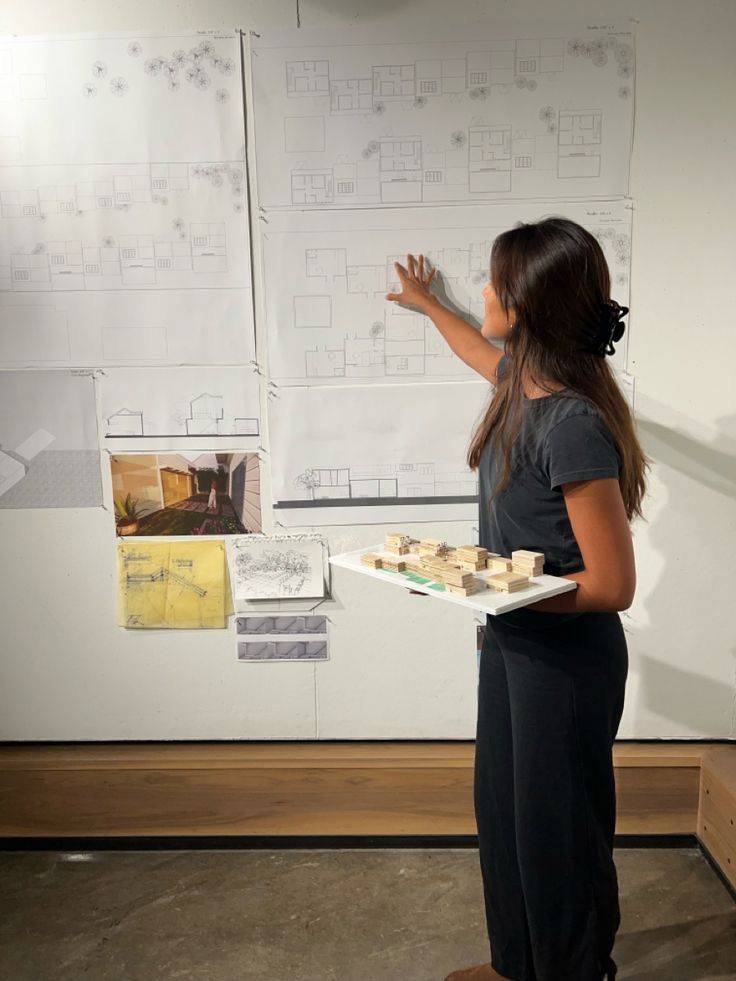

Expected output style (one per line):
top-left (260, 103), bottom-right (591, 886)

top-left (0, 33), bottom-right (254, 367)
top-left (268, 380), bottom-right (490, 526)
top-left (0, 369), bottom-right (102, 508)
top-left (261, 200), bottom-right (632, 384)
top-left (250, 22), bottom-right (634, 209)
top-left (0, 32), bottom-right (245, 165)
top-left (100, 366), bottom-right (260, 450)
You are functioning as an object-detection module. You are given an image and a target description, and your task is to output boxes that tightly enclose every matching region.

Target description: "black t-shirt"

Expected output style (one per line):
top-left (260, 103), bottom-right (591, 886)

top-left (478, 355), bottom-right (622, 627)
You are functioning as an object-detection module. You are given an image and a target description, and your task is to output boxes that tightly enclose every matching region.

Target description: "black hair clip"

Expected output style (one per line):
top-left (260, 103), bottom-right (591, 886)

top-left (589, 300), bottom-right (629, 357)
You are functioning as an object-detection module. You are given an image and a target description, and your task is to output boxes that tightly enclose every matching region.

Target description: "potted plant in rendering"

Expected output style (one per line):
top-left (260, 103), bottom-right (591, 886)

top-left (114, 493), bottom-right (143, 536)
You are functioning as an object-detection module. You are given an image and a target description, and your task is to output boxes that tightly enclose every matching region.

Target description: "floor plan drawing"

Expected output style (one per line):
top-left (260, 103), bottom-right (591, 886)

top-left (267, 380), bottom-right (490, 525)
top-left (250, 24), bottom-right (634, 207)
top-left (99, 366), bottom-right (260, 449)
top-left (262, 200), bottom-right (632, 385)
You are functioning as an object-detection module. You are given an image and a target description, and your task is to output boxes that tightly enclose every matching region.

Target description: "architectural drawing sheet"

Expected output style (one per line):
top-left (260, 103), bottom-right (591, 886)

top-left (267, 380), bottom-right (490, 526)
top-left (0, 369), bottom-right (102, 508)
top-left (262, 200), bottom-right (632, 384)
top-left (249, 22), bottom-right (634, 209)
top-left (117, 539), bottom-right (230, 629)
top-left (100, 366), bottom-right (260, 449)
top-left (226, 534), bottom-right (326, 602)
top-left (236, 614), bottom-right (329, 661)
top-left (0, 32), bottom-right (255, 366)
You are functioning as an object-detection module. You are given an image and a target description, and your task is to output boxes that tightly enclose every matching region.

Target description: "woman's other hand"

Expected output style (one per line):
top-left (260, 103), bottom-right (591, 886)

top-left (385, 254), bottom-right (438, 313)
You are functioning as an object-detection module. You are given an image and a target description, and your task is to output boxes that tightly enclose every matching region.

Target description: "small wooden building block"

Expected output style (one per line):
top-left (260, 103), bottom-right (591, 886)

top-left (511, 550), bottom-right (545, 574)
top-left (488, 557), bottom-right (513, 573)
top-left (382, 559), bottom-right (407, 573)
top-left (442, 570), bottom-right (474, 588)
top-left (512, 549), bottom-right (544, 564)
top-left (361, 553), bottom-right (383, 569)
top-left (445, 581), bottom-right (484, 596)
top-left (487, 571), bottom-right (530, 592)
top-left (385, 533), bottom-right (412, 554)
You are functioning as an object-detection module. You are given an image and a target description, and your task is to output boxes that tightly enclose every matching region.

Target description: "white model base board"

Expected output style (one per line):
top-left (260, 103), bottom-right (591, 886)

top-left (329, 545), bottom-right (577, 615)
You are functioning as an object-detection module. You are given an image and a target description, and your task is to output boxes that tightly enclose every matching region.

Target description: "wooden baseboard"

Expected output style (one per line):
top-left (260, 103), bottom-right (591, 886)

top-left (0, 741), bottom-right (726, 840)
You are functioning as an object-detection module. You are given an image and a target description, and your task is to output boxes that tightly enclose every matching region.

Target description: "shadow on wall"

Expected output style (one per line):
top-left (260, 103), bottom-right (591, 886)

top-left (627, 395), bottom-right (736, 736)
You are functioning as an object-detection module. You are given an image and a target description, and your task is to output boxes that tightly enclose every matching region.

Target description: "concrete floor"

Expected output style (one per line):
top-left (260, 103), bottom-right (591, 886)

top-left (0, 846), bottom-right (734, 980)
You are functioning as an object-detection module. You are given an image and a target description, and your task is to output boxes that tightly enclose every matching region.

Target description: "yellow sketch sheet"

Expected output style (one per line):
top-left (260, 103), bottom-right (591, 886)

top-left (118, 540), bottom-right (229, 629)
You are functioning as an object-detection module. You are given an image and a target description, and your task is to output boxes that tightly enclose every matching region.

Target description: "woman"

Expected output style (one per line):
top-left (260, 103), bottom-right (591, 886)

top-left (386, 217), bottom-right (649, 981)
top-left (207, 479), bottom-right (218, 513)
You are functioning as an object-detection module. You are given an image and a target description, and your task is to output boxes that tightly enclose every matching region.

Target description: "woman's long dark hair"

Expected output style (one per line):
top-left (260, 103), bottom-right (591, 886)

top-left (467, 216), bottom-right (649, 522)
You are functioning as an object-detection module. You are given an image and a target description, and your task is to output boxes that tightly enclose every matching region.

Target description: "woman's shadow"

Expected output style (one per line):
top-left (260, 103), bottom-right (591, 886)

top-left (624, 393), bottom-right (736, 734)
top-left (613, 391), bottom-right (736, 977)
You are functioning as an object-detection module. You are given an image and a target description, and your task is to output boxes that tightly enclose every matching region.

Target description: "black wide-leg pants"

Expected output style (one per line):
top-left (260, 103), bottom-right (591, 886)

top-left (474, 611), bottom-right (628, 981)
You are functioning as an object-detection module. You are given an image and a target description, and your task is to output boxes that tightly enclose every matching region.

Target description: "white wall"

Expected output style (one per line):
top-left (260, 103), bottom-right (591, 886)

top-left (1, 0), bottom-right (734, 741)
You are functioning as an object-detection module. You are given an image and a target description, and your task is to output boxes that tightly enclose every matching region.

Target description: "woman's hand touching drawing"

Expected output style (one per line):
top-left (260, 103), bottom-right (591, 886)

top-left (385, 253), bottom-right (438, 315)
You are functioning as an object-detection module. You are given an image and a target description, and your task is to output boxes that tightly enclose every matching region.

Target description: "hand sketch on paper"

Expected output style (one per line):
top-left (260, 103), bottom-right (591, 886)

top-left (226, 535), bottom-right (326, 601)
top-left (118, 539), bottom-right (230, 629)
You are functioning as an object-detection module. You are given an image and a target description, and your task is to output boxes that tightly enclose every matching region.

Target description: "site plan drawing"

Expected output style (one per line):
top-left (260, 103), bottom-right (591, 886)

top-left (250, 22), bottom-right (634, 209)
top-left (0, 32), bottom-right (254, 367)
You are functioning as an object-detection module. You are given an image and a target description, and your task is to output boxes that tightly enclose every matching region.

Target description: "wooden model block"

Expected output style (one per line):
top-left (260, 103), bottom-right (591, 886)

top-left (487, 571), bottom-right (530, 593)
top-left (385, 533), bottom-right (412, 554)
top-left (511, 550), bottom-right (545, 575)
top-left (456, 546), bottom-right (488, 562)
top-left (442, 569), bottom-right (474, 588)
top-left (418, 538), bottom-right (450, 557)
top-left (457, 559), bottom-right (487, 571)
top-left (405, 560), bottom-right (425, 574)
top-left (361, 553), bottom-right (383, 569)
top-left (512, 549), bottom-right (544, 564)
top-left (420, 557), bottom-right (450, 574)
top-left (445, 583), bottom-right (482, 596)
top-left (382, 558), bottom-right (407, 572)
top-left (446, 580), bottom-right (484, 596)
top-left (487, 556), bottom-right (513, 573)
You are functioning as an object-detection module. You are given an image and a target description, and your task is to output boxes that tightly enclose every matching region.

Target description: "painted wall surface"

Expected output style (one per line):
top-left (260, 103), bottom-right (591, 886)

top-left (0, 0), bottom-right (734, 740)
